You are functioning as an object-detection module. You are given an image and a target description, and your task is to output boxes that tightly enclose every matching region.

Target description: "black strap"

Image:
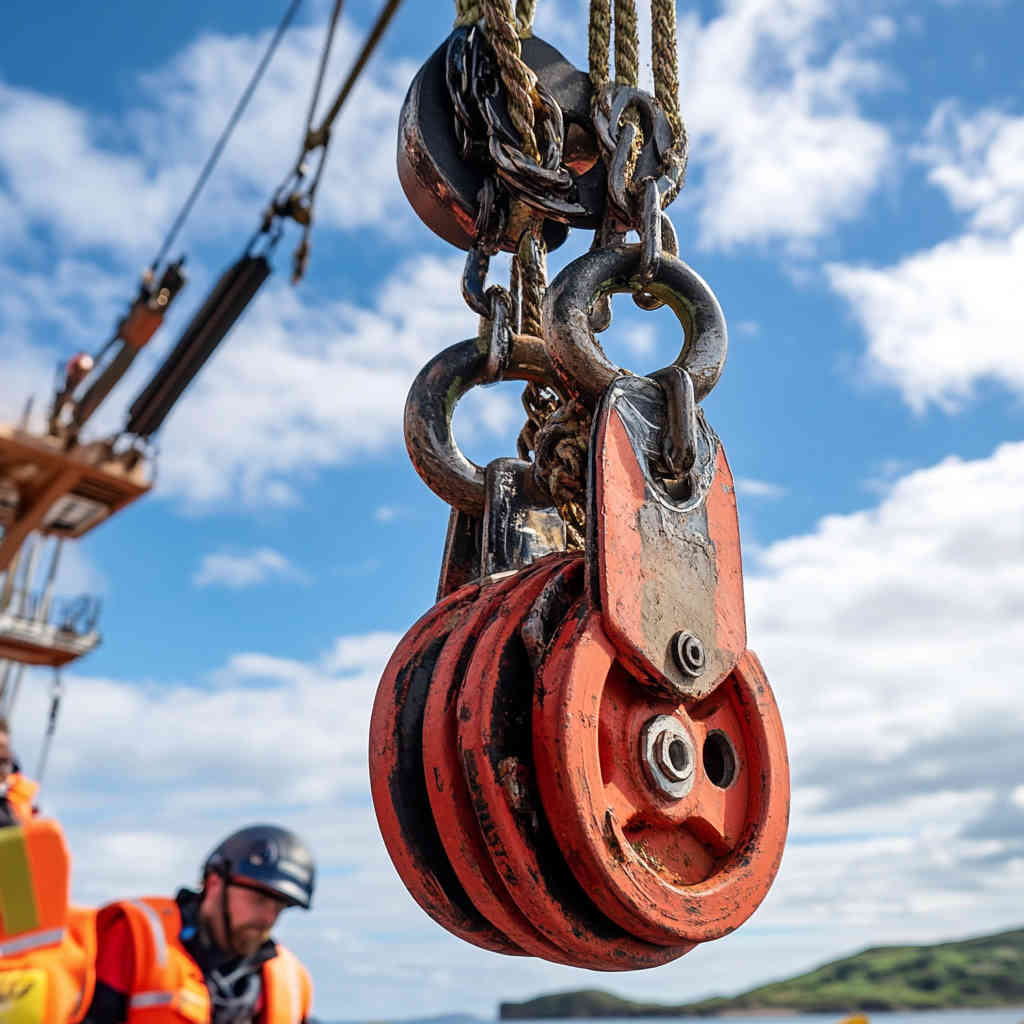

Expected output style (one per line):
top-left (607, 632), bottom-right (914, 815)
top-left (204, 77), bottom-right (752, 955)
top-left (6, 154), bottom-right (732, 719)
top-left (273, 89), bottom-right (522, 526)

top-left (81, 980), bottom-right (129, 1024)
top-left (0, 796), bottom-right (16, 828)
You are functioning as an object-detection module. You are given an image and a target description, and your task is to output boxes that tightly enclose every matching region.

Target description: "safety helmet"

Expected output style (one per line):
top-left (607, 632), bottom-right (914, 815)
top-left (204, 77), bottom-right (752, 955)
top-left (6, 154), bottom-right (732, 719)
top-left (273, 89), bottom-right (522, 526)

top-left (203, 825), bottom-right (315, 910)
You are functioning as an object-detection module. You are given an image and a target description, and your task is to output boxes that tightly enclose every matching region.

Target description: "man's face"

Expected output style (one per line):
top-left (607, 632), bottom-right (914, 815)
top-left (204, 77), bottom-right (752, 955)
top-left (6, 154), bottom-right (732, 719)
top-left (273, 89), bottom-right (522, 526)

top-left (0, 733), bottom-right (12, 784)
top-left (203, 873), bottom-right (288, 956)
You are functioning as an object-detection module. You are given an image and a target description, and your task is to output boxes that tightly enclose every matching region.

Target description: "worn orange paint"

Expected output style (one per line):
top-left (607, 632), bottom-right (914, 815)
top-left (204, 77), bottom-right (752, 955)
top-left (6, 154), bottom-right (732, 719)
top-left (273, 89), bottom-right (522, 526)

top-left (368, 580), bottom-right (522, 955)
top-left (593, 401), bottom-right (747, 700)
top-left (534, 611), bottom-right (789, 945)
top-left (423, 557), bottom-right (579, 965)
top-left (457, 574), bottom-right (692, 970)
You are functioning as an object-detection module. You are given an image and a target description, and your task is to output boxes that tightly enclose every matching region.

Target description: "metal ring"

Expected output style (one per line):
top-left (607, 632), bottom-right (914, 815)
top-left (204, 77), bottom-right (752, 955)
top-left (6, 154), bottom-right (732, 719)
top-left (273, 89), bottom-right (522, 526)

top-left (404, 334), bottom-right (556, 516)
top-left (542, 244), bottom-right (728, 407)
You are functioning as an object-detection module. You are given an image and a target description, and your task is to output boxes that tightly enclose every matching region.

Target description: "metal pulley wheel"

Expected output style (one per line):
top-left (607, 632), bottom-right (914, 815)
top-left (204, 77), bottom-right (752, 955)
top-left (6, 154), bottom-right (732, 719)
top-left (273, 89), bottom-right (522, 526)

top-left (422, 556), bottom-right (579, 965)
top-left (369, 577), bottom-right (524, 954)
top-left (525, 361), bottom-right (788, 944)
top-left (397, 28), bottom-right (606, 253)
top-left (375, 153), bottom-right (789, 963)
top-left (455, 558), bottom-right (693, 968)
top-left (533, 613), bottom-right (789, 944)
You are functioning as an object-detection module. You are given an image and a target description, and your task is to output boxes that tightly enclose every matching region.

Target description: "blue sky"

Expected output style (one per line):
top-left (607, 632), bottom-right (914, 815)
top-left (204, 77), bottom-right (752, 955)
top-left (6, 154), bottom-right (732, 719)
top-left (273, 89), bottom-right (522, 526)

top-left (2, 0), bottom-right (1023, 1019)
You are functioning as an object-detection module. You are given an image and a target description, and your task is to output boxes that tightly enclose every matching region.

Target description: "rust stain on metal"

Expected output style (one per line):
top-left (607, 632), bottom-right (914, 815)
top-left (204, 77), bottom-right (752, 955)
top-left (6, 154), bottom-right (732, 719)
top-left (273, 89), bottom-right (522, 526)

top-left (497, 756), bottom-right (535, 814)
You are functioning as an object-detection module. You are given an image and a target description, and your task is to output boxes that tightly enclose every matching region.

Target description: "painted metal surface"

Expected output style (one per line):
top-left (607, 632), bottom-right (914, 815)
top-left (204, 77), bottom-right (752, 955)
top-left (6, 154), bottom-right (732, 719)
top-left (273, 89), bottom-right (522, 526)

top-left (368, 580), bottom-right (523, 955)
top-left (457, 568), bottom-right (693, 969)
top-left (533, 606), bottom-right (789, 945)
top-left (591, 374), bottom-right (746, 700)
top-left (422, 556), bottom-right (576, 964)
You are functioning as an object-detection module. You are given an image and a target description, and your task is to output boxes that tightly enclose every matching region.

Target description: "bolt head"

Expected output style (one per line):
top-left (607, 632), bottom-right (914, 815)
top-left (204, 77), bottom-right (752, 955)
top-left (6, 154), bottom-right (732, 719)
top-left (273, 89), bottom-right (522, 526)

top-left (672, 631), bottom-right (706, 677)
top-left (640, 715), bottom-right (696, 800)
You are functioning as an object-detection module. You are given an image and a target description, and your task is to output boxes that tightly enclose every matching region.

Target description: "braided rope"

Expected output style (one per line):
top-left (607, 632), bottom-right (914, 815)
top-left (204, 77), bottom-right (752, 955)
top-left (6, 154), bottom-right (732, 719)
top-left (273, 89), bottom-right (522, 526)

top-left (651, 0), bottom-right (683, 139)
top-left (516, 0), bottom-right (537, 33)
top-left (588, 0), bottom-right (611, 89)
top-left (455, 0), bottom-right (541, 161)
top-left (484, 0), bottom-right (541, 160)
top-left (454, 0), bottom-right (483, 25)
top-left (533, 402), bottom-right (589, 549)
top-left (612, 0), bottom-right (640, 86)
top-left (455, 0), bottom-right (536, 34)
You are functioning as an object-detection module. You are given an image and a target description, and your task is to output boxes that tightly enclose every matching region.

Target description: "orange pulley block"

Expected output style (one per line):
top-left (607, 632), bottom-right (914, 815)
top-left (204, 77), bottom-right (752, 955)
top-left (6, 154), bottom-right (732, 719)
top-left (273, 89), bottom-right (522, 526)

top-left (369, 241), bottom-right (789, 968)
top-left (533, 246), bottom-right (790, 945)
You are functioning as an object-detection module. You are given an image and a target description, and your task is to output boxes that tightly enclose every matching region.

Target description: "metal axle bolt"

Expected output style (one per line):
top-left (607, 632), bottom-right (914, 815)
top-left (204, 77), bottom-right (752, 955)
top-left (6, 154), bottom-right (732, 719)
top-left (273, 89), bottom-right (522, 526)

top-left (640, 715), bottom-right (696, 800)
top-left (672, 631), bottom-right (706, 677)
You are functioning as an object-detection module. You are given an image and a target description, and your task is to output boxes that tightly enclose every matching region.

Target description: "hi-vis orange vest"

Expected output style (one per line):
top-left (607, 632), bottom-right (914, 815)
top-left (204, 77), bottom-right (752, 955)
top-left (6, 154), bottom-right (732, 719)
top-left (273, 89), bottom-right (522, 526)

top-left (97, 898), bottom-right (313, 1024)
top-left (2, 776), bottom-right (39, 825)
top-left (0, 819), bottom-right (96, 1024)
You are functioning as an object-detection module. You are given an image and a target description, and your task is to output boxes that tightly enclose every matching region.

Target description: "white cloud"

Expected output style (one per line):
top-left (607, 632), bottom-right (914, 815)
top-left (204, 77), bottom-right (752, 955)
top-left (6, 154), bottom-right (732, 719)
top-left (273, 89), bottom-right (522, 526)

top-left (0, 20), bottom-right (408, 261)
top-left (0, 14), bottom-right (443, 511)
top-left (916, 102), bottom-right (1024, 233)
top-left (828, 106), bottom-right (1024, 410)
top-left (374, 504), bottom-right (408, 523)
top-left (736, 477), bottom-right (788, 499)
top-left (621, 323), bottom-right (657, 358)
top-left (681, 0), bottom-right (893, 249)
top-left (193, 547), bottom-right (307, 588)
top-left (155, 252), bottom-right (480, 506)
top-left (748, 440), bottom-right (1024, 818)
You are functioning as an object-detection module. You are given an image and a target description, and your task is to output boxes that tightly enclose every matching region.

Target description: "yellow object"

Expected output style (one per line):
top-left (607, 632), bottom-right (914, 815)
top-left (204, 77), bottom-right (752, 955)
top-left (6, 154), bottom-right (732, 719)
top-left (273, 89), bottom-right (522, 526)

top-left (0, 968), bottom-right (47, 1023)
top-left (838, 1016), bottom-right (870, 1024)
top-left (0, 821), bottom-right (96, 1023)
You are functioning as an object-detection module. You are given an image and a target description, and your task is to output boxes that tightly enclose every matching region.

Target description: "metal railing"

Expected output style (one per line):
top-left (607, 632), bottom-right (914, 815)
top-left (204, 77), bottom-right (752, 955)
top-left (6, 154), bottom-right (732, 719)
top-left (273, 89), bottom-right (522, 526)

top-left (0, 586), bottom-right (102, 636)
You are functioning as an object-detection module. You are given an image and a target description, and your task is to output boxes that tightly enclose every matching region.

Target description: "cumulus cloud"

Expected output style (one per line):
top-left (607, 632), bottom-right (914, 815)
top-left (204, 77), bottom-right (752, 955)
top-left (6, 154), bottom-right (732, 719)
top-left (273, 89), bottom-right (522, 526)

top-left (747, 441), bottom-right (1024, 882)
top-left (155, 251), bottom-right (480, 506)
top-left (736, 477), bottom-right (788, 499)
top-left (0, 18), bottom-right (408, 261)
top-left (193, 547), bottom-right (307, 588)
top-left (828, 105), bottom-right (1024, 410)
top-left (680, 0), bottom-right (893, 249)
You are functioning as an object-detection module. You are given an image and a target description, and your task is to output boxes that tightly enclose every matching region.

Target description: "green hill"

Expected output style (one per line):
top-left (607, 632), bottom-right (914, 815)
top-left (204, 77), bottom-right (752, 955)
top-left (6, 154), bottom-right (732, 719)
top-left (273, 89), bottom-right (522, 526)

top-left (499, 926), bottom-right (1024, 1018)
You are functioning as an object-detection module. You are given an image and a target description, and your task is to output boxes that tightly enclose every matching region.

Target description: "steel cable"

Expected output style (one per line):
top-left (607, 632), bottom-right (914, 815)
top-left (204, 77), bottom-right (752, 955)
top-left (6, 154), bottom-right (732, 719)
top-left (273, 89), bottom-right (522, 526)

top-left (151, 0), bottom-right (304, 271)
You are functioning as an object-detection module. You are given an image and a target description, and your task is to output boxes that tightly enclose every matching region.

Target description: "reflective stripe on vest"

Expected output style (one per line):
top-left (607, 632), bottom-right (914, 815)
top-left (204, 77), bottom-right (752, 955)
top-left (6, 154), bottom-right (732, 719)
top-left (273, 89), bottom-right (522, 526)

top-left (129, 990), bottom-right (176, 1008)
top-left (126, 899), bottom-right (167, 968)
top-left (0, 926), bottom-right (64, 957)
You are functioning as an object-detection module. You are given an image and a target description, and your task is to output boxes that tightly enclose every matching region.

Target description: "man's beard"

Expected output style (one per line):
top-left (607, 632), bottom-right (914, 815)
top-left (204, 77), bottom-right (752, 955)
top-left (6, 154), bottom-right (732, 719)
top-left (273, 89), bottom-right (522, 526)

top-left (229, 925), bottom-right (271, 957)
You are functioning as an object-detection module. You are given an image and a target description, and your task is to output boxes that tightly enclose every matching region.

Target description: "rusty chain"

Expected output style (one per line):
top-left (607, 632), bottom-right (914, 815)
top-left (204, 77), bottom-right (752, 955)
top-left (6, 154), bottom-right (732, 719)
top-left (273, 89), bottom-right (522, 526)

top-left (448, 0), bottom-right (686, 547)
top-left (454, 0), bottom-right (542, 161)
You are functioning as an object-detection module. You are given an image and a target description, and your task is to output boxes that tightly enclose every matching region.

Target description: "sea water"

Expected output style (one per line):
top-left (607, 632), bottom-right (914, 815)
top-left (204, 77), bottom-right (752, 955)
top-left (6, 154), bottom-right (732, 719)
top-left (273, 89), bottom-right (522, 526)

top-left (507, 1012), bottom-right (1024, 1024)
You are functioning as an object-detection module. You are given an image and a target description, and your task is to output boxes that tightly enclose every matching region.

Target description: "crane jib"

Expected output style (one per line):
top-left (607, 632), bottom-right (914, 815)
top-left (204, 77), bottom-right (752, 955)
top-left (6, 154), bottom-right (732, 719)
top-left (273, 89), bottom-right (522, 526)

top-left (124, 254), bottom-right (271, 439)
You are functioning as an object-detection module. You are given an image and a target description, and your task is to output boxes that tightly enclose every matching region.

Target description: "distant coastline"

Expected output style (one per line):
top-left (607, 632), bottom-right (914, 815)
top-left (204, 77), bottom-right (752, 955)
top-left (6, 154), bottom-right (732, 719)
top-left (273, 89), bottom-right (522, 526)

top-left (498, 926), bottom-right (1024, 1019)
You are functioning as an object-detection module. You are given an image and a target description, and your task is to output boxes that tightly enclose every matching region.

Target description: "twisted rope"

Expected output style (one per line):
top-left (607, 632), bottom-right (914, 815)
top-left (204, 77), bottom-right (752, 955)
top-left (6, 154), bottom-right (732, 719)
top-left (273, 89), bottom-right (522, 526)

top-left (588, 0), bottom-right (611, 90)
top-left (612, 0), bottom-right (640, 86)
top-left (516, 0), bottom-right (537, 33)
top-left (456, 0), bottom-right (536, 33)
top-left (455, 0), bottom-right (541, 160)
top-left (651, 0), bottom-right (683, 141)
top-left (533, 402), bottom-right (589, 549)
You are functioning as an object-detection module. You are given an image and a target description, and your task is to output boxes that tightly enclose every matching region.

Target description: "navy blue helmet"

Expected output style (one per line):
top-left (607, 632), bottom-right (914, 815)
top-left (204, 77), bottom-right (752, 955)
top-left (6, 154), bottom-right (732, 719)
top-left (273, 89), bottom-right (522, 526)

top-left (204, 825), bottom-right (315, 910)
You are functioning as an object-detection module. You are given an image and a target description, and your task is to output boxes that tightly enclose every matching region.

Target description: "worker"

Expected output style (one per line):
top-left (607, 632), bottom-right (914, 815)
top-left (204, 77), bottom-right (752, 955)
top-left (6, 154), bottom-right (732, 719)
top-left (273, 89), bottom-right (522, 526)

top-left (0, 817), bottom-right (98, 1023)
top-left (85, 825), bottom-right (315, 1023)
top-left (0, 713), bottom-right (39, 825)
